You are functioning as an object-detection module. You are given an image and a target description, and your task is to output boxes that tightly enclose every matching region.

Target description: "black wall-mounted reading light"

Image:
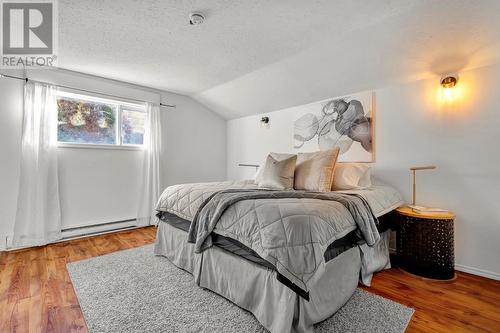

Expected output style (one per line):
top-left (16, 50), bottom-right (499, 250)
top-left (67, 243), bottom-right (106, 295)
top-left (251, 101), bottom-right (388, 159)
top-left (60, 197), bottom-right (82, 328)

top-left (260, 116), bottom-right (270, 128)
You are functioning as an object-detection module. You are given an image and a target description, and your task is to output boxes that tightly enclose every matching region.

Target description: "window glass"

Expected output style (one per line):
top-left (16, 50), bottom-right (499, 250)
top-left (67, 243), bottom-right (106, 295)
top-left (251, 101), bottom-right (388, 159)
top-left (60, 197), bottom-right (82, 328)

top-left (56, 92), bottom-right (146, 147)
top-left (57, 96), bottom-right (117, 145)
top-left (121, 109), bottom-right (146, 145)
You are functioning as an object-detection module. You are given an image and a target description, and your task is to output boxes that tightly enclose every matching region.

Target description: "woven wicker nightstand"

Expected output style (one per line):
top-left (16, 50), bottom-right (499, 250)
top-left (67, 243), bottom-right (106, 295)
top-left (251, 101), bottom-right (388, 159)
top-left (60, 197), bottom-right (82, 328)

top-left (395, 207), bottom-right (455, 280)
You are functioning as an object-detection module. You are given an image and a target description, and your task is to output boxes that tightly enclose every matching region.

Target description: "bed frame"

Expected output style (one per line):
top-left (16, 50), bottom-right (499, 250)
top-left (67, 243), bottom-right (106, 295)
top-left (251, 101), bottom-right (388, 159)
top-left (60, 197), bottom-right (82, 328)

top-left (154, 221), bottom-right (362, 333)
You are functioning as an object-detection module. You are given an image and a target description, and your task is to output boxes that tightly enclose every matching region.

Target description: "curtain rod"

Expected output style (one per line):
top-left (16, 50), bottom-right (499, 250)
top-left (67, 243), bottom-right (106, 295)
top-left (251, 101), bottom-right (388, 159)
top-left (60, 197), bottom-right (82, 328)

top-left (0, 72), bottom-right (176, 108)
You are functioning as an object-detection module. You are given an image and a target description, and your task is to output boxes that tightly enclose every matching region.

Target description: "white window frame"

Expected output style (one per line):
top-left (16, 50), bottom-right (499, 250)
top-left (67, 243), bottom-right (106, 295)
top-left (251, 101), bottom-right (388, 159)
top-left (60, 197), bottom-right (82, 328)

top-left (56, 90), bottom-right (146, 150)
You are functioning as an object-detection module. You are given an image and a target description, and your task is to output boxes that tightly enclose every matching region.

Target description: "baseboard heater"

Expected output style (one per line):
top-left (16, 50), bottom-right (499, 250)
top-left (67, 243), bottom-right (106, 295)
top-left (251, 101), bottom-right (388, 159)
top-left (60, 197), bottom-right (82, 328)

top-left (2, 219), bottom-right (141, 251)
top-left (61, 219), bottom-right (138, 240)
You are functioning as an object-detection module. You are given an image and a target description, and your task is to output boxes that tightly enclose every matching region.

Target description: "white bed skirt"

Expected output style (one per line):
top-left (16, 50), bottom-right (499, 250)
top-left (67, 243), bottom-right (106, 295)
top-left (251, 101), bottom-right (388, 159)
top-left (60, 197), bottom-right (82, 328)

top-left (154, 222), bottom-right (362, 333)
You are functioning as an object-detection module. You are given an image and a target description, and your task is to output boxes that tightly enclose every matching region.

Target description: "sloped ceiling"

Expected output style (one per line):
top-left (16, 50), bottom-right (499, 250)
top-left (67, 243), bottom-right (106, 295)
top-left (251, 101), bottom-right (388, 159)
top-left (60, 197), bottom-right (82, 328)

top-left (58, 0), bottom-right (500, 119)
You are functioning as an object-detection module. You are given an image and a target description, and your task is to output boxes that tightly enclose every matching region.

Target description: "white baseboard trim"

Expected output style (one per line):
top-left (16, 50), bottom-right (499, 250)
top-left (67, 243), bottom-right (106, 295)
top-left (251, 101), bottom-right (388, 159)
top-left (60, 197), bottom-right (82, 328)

top-left (455, 264), bottom-right (500, 281)
top-left (0, 234), bottom-right (12, 251)
top-left (387, 245), bottom-right (499, 281)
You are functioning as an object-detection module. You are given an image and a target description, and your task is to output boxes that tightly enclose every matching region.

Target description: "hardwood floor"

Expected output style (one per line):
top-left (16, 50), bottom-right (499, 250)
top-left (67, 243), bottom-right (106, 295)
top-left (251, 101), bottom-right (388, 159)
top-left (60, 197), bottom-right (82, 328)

top-left (1, 227), bottom-right (499, 333)
top-left (0, 227), bottom-right (157, 333)
top-left (360, 270), bottom-right (500, 332)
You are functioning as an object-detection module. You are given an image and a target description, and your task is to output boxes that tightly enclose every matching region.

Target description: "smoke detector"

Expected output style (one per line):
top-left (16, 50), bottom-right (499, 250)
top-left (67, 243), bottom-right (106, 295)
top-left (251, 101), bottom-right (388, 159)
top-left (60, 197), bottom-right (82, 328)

top-left (189, 12), bottom-right (205, 25)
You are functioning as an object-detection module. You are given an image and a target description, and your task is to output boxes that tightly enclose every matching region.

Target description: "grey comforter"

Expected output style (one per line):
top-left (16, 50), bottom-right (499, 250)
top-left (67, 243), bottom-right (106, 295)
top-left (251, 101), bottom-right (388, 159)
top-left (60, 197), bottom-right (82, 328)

top-left (187, 189), bottom-right (380, 292)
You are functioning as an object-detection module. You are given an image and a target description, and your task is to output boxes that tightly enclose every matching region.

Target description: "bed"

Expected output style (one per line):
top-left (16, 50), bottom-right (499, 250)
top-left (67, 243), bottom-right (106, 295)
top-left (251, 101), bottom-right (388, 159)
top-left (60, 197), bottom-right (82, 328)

top-left (153, 180), bottom-right (403, 333)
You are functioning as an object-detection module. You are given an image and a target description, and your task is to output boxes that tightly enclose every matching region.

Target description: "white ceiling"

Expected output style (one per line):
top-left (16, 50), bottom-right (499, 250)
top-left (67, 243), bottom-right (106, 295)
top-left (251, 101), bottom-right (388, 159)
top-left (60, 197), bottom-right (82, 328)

top-left (59, 0), bottom-right (500, 119)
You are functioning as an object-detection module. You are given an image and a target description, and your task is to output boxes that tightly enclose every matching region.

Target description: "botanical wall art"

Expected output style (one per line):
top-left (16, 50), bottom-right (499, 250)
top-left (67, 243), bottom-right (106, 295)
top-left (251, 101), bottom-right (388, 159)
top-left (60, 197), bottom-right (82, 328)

top-left (293, 92), bottom-right (375, 162)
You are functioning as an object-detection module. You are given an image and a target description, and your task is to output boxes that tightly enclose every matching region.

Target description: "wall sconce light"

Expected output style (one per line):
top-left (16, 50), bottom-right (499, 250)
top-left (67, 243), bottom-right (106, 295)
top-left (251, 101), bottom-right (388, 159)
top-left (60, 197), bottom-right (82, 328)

top-left (260, 116), bottom-right (270, 128)
top-left (440, 74), bottom-right (459, 102)
top-left (441, 76), bottom-right (457, 88)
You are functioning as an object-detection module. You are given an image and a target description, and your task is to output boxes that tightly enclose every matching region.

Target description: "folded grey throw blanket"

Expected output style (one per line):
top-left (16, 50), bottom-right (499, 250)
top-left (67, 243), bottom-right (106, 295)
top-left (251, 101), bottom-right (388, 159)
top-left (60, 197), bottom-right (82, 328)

top-left (188, 189), bottom-right (380, 291)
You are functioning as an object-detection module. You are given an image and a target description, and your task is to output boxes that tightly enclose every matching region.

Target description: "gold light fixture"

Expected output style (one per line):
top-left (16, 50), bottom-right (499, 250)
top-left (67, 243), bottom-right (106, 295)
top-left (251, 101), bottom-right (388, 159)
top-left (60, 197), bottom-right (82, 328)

top-left (440, 76), bottom-right (458, 88)
top-left (439, 74), bottom-right (459, 102)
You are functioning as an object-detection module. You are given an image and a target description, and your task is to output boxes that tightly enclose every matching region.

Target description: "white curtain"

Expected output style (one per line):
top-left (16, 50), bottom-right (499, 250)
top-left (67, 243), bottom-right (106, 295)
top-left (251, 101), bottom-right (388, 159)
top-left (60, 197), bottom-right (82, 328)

top-left (137, 102), bottom-right (162, 226)
top-left (12, 81), bottom-right (62, 248)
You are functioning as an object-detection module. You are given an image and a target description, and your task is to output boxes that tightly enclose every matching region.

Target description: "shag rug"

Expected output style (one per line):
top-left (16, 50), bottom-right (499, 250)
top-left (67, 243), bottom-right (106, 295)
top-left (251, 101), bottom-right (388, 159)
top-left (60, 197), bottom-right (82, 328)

top-left (67, 245), bottom-right (414, 333)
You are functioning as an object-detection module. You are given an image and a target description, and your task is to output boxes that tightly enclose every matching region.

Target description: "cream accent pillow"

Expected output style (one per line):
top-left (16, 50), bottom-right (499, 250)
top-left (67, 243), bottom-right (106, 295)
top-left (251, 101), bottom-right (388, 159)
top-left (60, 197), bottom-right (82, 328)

top-left (294, 148), bottom-right (340, 192)
top-left (254, 152), bottom-right (296, 184)
top-left (258, 154), bottom-right (297, 190)
top-left (332, 163), bottom-right (372, 190)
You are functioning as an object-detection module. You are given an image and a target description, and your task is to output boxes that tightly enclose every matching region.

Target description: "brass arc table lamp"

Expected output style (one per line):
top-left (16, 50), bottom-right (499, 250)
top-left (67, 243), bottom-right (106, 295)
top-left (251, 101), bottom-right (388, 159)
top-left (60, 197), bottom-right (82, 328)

top-left (409, 165), bottom-right (436, 207)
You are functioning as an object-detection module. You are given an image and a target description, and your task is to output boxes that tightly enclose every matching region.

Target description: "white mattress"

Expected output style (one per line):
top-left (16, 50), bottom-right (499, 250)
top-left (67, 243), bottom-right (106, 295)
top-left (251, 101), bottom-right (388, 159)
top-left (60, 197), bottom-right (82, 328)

top-left (337, 183), bottom-right (404, 217)
top-left (156, 180), bottom-right (404, 221)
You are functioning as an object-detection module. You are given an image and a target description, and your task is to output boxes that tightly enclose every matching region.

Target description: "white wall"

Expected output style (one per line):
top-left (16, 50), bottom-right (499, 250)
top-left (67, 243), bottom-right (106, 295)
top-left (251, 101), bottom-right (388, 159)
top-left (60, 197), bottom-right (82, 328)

top-left (0, 69), bottom-right (226, 248)
top-left (160, 92), bottom-right (227, 187)
top-left (227, 63), bottom-right (500, 279)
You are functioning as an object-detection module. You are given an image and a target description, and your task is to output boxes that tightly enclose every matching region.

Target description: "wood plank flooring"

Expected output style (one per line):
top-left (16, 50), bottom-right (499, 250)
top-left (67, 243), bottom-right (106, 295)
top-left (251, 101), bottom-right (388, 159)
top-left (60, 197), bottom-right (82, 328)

top-left (1, 226), bottom-right (499, 332)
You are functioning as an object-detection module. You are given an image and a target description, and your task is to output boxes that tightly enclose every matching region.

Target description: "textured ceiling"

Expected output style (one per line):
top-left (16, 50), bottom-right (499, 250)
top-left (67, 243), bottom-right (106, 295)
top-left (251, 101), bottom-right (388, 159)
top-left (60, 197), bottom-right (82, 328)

top-left (58, 0), bottom-right (500, 118)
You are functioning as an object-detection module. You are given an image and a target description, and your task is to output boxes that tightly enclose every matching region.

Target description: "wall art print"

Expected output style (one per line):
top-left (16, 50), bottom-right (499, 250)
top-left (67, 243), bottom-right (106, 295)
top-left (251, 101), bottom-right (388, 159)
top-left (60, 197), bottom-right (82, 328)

top-left (293, 91), bottom-right (375, 162)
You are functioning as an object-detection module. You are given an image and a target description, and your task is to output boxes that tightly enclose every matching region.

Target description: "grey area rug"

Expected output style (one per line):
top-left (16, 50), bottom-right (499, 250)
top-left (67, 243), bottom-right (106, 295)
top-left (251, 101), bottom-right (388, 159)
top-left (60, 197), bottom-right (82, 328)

top-left (67, 245), bottom-right (414, 333)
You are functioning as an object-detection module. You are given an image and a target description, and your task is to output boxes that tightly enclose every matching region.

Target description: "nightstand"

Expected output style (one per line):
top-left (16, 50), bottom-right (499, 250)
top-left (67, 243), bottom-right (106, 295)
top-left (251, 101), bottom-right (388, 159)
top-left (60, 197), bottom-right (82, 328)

top-left (395, 207), bottom-right (455, 280)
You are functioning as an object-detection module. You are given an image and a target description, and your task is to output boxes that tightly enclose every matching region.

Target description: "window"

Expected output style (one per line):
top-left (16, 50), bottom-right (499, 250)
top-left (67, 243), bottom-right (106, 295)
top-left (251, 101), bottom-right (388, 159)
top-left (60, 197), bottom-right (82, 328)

top-left (57, 91), bottom-right (146, 147)
top-left (121, 109), bottom-right (146, 145)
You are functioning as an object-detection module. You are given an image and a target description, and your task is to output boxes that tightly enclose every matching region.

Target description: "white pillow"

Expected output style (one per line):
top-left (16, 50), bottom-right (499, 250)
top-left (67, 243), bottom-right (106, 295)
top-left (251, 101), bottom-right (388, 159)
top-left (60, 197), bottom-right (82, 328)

top-left (254, 152), bottom-right (296, 184)
top-left (258, 154), bottom-right (297, 190)
top-left (332, 163), bottom-right (372, 190)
